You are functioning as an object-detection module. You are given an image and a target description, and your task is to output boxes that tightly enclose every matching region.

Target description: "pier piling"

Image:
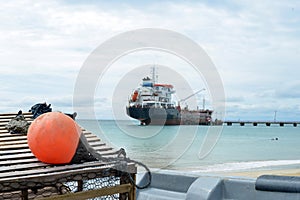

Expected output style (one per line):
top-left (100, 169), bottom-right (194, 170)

top-left (223, 121), bottom-right (300, 127)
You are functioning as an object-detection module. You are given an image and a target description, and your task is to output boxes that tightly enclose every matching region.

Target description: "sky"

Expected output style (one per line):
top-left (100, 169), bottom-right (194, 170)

top-left (0, 0), bottom-right (300, 121)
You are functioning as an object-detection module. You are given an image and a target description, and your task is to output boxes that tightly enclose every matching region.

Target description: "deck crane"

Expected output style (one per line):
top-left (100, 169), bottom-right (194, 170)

top-left (179, 88), bottom-right (206, 102)
top-left (178, 88), bottom-right (206, 109)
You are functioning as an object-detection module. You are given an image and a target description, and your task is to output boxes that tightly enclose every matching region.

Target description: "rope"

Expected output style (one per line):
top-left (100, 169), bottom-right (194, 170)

top-left (124, 158), bottom-right (152, 189)
top-left (90, 148), bottom-right (152, 189)
top-left (76, 134), bottom-right (152, 189)
top-left (92, 148), bottom-right (152, 190)
top-left (116, 148), bottom-right (152, 189)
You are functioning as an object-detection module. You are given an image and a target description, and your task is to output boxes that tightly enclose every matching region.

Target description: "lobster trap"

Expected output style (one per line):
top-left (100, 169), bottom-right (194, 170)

top-left (0, 112), bottom-right (137, 200)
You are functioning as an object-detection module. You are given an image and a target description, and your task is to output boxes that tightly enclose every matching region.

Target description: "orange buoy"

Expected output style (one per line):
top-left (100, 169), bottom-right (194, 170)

top-left (27, 112), bottom-right (81, 164)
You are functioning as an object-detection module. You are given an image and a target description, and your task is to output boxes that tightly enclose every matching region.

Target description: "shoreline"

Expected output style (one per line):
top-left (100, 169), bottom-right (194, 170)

top-left (142, 166), bottom-right (300, 179)
top-left (219, 168), bottom-right (300, 178)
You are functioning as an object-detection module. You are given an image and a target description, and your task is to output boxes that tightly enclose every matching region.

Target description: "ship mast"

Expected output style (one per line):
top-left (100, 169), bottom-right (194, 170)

top-left (151, 66), bottom-right (158, 84)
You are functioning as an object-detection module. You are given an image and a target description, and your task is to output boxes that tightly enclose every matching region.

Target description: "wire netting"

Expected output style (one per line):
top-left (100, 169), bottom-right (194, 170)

top-left (0, 176), bottom-right (123, 200)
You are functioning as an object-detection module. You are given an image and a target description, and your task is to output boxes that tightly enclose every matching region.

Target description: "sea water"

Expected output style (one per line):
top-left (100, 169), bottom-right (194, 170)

top-left (77, 120), bottom-right (300, 173)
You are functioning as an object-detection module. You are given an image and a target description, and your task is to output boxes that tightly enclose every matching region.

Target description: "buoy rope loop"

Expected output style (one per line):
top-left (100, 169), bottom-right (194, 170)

top-left (93, 148), bottom-right (152, 190)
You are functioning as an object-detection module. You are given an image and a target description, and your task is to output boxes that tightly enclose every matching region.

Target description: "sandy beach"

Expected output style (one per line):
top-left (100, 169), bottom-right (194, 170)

top-left (221, 168), bottom-right (300, 178)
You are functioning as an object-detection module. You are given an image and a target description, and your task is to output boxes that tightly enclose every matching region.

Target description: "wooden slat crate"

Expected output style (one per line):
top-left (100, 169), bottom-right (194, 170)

top-left (0, 112), bottom-right (136, 200)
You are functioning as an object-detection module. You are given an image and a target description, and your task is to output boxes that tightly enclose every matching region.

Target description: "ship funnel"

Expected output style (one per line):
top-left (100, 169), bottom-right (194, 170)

top-left (142, 76), bottom-right (153, 87)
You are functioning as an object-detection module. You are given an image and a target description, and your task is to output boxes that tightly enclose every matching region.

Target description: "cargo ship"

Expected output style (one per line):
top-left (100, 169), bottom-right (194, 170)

top-left (126, 69), bottom-right (213, 125)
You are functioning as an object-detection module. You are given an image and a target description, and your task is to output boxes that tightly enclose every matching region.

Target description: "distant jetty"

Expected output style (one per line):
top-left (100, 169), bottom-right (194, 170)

top-left (223, 120), bottom-right (300, 127)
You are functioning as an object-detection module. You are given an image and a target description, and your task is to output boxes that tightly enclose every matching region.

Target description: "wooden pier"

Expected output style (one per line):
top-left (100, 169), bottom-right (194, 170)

top-left (223, 120), bottom-right (300, 127)
top-left (0, 112), bottom-right (137, 200)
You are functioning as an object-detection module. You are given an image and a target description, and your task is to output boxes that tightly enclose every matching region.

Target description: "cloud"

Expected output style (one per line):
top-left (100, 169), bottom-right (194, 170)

top-left (275, 81), bottom-right (300, 98)
top-left (0, 0), bottom-right (299, 120)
